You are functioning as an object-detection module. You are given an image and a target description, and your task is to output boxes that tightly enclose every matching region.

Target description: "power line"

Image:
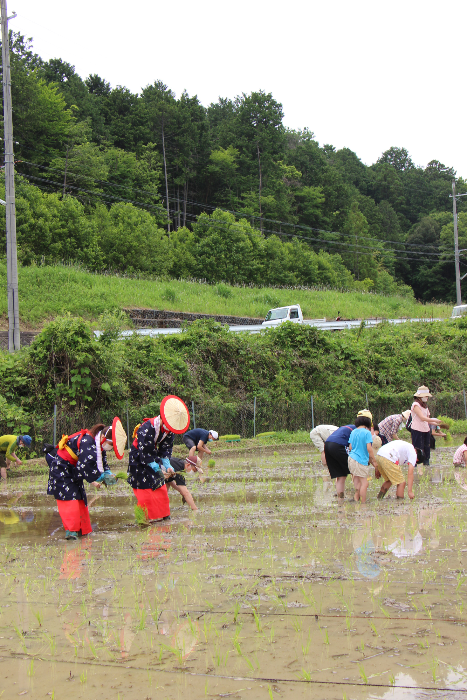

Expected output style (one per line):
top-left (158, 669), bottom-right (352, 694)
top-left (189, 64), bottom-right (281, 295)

top-left (14, 164), bottom-right (450, 261)
top-left (16, 170), bottom-right (458, 265)
top-left (16, 159), bottom-right (446, 253)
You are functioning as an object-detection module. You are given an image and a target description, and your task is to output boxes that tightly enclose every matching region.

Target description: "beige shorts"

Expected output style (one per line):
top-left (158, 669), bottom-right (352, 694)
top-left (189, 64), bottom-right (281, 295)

top-left (348, 456), bottom-right (370, 478)
top-left (376, 455), bottom-right (405, 485)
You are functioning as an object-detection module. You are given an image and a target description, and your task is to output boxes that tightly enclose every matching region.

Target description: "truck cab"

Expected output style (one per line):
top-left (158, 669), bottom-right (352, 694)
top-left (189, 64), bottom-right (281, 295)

top-left (452, 304), bottom-right (467, 318)
top-left (262, 305), bottom-right (303, 327)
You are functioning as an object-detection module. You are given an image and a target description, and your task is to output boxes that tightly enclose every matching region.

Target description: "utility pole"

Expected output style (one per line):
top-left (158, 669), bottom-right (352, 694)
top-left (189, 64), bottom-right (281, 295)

top-left (451, 180), bottom-right (467, 306)
top-left (1, 0), bottom-right (20, 352)
top-left (453, 179), bottom-right (462, 306)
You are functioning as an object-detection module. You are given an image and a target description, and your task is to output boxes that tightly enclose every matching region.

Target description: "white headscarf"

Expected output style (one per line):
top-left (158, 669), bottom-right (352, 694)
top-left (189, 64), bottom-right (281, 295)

top-left (95, 431), bottom-right (104, 473)
top-left (153, 416), bottom-right (168, 444)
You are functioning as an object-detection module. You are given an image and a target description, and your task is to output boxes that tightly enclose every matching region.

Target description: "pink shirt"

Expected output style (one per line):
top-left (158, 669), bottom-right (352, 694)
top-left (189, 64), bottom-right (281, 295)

top-left (410, 401), bottom-right (430, 433)
top-left (453, 444), bottom-right (467, 465)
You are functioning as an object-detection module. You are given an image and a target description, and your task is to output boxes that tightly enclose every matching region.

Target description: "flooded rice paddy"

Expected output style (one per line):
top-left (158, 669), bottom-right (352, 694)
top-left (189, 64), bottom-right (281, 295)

top-left (1, 444), bottom-right (467, 699)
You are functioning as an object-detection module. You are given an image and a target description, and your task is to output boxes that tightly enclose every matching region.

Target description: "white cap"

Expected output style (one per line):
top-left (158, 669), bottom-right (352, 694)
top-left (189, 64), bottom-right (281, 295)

top-left (209, 430), bottom-right (219, 440)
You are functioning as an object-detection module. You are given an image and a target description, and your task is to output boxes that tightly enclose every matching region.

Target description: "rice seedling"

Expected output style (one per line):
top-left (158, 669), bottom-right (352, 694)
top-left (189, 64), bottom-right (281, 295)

top-left (252, 610), bottom-right (262, 633)
top-left (292, 616), bottom-right (302, 633)
top-left (33, 610), bottom-right (43, 627)
top-left (134, 503), bottom-right (148, 525)
top-left (44, 632), bottom-right (56, 656)
top-left (358, 664), bottom-right (368, 684)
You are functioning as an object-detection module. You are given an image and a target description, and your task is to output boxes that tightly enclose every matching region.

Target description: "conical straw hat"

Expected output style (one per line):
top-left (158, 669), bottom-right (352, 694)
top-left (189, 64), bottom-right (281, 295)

top-left (112, 416), bottom-right (127, 460)
top-left (160, 395), bottom-right (190, 434)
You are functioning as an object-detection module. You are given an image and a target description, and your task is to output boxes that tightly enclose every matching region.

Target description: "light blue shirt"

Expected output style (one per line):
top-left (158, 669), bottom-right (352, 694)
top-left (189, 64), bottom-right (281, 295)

top-left (348, 428), bottom-right (373, 466)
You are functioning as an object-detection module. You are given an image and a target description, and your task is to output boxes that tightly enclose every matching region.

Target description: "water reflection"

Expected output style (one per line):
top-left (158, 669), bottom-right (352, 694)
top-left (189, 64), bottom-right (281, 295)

top-left (138, 524), bottom-right (172, 561)
top-left (60, 538), bottom-right (92, 579)
top-left (0, 494), bottom-right (34, 528)
top-left (313, 473), bottom-right (335, 507)
top-left (387, 530), bottom-right (423, 557)
top-left (454, 469), bottom-right (467, 491)
top-left (354, 539), bottom-right (380, 578)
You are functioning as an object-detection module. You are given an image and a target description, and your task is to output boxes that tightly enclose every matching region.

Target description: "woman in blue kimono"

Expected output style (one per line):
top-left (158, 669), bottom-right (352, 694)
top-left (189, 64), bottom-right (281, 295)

top-left (47, 422), bottom-right (119, 539)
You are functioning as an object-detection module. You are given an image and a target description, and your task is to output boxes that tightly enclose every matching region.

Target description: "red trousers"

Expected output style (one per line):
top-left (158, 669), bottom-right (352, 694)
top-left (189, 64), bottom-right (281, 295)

top-left (133, 485), bottom-right (170, 520)
top-left (57, 499), bottom-right (92, 535)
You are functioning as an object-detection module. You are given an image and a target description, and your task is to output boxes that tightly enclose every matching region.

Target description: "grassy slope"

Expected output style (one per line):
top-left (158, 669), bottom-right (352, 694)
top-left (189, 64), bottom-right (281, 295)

top-left (0, 263), bottom-right (452, 326)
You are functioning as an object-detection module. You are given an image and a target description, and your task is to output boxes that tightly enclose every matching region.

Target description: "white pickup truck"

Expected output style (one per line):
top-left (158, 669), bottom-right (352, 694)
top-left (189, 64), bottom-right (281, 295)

top-left (452, 304), bottom-right (467, 318)
top-left (262, 304), bottom-right (325, 327)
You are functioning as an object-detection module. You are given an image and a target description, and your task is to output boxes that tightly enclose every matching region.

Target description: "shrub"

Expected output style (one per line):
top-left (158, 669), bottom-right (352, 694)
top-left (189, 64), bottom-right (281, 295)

top-left (215, 284), bottom-right (232, 299)
top-left (162, 287), bottom-right (177, 303)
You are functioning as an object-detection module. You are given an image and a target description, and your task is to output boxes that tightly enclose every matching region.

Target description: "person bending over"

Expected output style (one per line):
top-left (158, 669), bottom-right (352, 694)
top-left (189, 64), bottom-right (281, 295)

top-left (376, 440), bottom-right (424, 500)
top-left (378, 411), bottom-right (411, 445)
top-left (324, 423), bottom-right (356, 499)
top-left (183, 428), bottom-right (218, 460)
top-left (0, 434), bottom-right (32, 481)
top-left (310, 425), bottom-right (338, 465)
top-left (348, 416), bottom-right (378, 503)
top-left (128, 416), bottom-right (175, 522)
top-left (47, 423), bottom-right (118, 539)
top-left (166, 455), bottom-right (203, 511)
top-left (453, 437), bottom-right (467, 468)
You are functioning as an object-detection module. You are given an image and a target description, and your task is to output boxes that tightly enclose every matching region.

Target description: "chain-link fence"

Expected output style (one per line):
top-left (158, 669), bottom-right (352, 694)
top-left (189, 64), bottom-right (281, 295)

top-left (4, 389), bottom-right (467, 454)
top-left (0, 332), bottom-right (38, 351)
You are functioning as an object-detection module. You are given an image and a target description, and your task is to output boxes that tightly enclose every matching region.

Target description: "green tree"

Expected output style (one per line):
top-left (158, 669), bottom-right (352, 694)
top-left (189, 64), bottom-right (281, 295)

top-left (171, 91), bottom-right (209, 228)
top-left (95, 202), bottom-right (171, 274)
top-left (377, 146), bottom-right (414, 172)
top-left (189, 209), bottom-right (264, 283)
top-left (207, 146), bottom-right (239, 206)
top-left (342, 202), bottom-right (379, 281)
top-left (140, 81), bottom-right (177, 232)
top-left (235, 91), bottom-right (285, 227)
top-left (8, 68), bottom-right (74, 165)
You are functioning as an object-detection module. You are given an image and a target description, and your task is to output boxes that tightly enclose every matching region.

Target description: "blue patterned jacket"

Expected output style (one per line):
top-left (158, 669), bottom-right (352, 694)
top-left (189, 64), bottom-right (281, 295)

top-left (47, 432), bottom-right (106, 504)
top-left (128, 418), bottom-right (173, 490)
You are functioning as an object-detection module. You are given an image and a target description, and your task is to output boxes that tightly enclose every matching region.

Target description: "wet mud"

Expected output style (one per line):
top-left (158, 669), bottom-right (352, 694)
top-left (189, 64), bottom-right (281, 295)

top-left (0, 445), bottom-right (467, 699)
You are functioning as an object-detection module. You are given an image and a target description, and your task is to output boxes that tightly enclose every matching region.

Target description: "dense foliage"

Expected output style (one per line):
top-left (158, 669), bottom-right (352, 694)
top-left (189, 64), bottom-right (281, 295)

top-left (2, 317), bottom-right (467, 430)
top-left (2, 33), bottom-right (467, 300)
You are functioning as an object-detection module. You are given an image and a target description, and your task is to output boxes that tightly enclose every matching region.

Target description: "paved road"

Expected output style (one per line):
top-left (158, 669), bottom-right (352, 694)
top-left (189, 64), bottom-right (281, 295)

top-left (94, 316), bottom-right (446, 339)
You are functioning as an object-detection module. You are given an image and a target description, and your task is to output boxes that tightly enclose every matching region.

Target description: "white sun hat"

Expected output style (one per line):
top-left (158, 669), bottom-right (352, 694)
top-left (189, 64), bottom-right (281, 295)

top-left (160, 395), bottom-right (191, 434)
top-left (414, 385), bottom-right (432, 398)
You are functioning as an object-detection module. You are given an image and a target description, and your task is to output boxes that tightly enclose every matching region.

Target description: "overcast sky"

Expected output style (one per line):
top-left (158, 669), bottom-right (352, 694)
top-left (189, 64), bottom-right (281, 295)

top-left (11, 0), bottom-right (467, 179)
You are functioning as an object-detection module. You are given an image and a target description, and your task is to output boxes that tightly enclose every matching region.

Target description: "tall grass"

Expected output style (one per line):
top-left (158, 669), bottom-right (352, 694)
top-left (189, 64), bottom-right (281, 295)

top-left (0, 262), bottom-right (452, 325)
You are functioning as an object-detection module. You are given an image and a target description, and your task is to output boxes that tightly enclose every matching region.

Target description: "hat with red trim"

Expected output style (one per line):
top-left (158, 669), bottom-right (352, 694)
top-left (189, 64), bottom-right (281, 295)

top-left (112, 417), bottom-right (127, 460)
top-left (160, 395), bottom-right (190, 434)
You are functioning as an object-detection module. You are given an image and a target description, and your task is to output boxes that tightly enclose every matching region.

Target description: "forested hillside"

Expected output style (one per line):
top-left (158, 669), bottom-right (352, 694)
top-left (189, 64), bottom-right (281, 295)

top-left (2, 32), bottom-right (467, 301)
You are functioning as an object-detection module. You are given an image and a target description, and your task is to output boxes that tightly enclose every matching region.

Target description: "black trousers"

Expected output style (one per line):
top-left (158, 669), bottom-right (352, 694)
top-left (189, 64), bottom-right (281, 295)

top-left (411, 429), bottom-right (430, 465)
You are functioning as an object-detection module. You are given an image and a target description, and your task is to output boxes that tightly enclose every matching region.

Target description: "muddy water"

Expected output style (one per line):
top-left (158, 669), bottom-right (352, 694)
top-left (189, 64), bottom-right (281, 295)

top-left (0, 446), bottom-right (467, 699)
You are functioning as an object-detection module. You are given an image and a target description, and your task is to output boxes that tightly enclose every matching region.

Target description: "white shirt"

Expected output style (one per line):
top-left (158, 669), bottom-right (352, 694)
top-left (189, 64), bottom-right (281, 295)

top-left (310, 425), bottom-right (339, 439)
top-left (377, 440), bottom-right (417, 466)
